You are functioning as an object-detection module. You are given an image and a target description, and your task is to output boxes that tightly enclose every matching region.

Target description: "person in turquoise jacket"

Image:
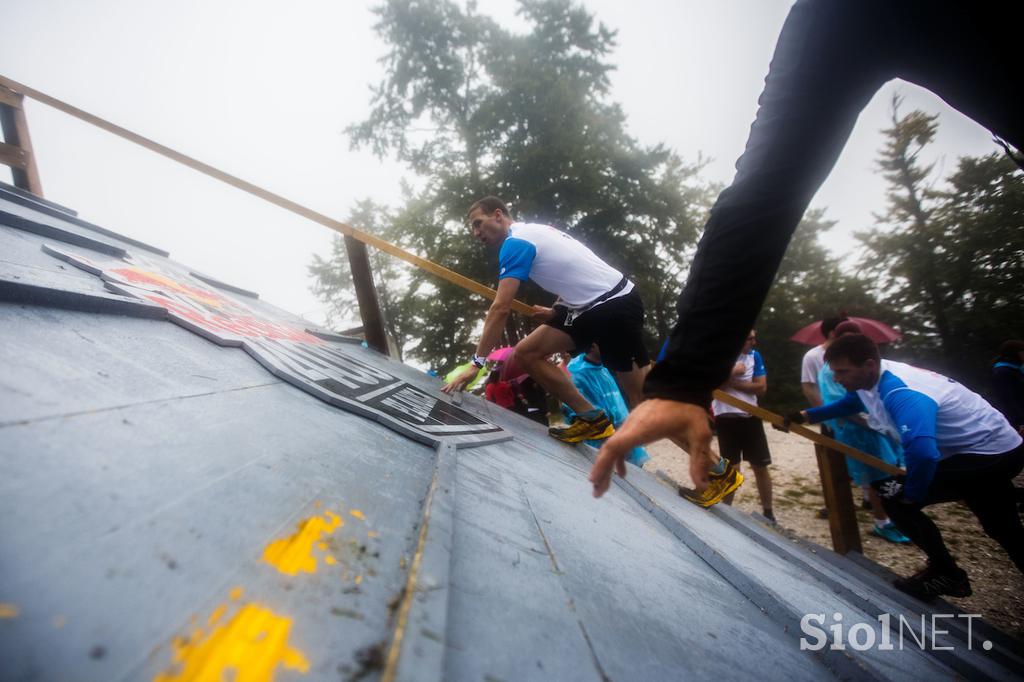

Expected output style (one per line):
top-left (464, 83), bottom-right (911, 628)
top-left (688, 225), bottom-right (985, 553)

top-left (564, 346), bottom-right (649, 467)
top-left (817, 325), bottom-right (908, 544)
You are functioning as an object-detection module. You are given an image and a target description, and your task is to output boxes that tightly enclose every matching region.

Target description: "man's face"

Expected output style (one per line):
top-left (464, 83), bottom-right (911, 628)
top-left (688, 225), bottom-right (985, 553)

top-left (468, 207), bottom-right (508, 248)
top-left (828, 356), bottom-right (878, 391)
top-left (742, 331), bottom-right (756, 354)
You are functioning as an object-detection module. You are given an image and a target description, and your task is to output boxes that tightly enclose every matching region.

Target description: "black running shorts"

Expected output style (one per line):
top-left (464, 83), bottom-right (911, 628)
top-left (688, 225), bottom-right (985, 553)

top-left (544, 290), bottom-right (650, 373)
top-left (716, 414), bottom-right (771, 466)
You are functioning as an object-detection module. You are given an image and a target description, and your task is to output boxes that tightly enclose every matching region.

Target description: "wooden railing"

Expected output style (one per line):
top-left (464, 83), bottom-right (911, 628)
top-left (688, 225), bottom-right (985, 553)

top-left (0, 83), bottom-right (43, 196)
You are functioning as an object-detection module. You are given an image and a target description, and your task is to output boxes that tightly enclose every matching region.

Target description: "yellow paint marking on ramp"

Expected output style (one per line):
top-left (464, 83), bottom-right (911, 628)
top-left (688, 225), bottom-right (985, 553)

top-left (262, 511), bottom-right (343, 576)
top-left (154, 602), bottom-right (309, 682)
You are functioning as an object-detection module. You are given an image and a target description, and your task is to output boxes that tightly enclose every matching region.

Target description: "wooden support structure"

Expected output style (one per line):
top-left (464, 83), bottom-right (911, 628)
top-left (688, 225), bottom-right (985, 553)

top-left (344, 235), bottom-right (390, 356)
top-left (814, 444), bottom-right (862, 554)
top-left (0, 84), bottom-right (43, 196)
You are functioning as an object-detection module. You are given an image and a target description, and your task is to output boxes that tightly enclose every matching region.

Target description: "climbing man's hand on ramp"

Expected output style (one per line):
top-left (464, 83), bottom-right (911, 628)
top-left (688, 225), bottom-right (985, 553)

top-left (589, 399), bottom-right (714, 498)
top-left (442, 365), bottom-right (480, 395)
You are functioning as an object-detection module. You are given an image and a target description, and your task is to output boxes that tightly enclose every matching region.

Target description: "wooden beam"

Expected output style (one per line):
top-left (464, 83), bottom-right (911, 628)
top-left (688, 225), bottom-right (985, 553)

top-left (0, 74), bottom-right (530, 315)
top-left (711, 390), bottom-right (904, 476)
top-left (0, 141), bottom-right (27, 169)
top-left (815, 444), bottom-right (862, 555)
top-left (0, 84), bottom-right (43, 196)
top-left (0, 85), bottom-right (22, 109)
top-left (344, 235), bottom-right (390, 356)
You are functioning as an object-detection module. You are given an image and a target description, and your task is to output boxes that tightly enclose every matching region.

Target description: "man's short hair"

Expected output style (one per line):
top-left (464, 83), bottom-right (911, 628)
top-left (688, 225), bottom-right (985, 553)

top-left (821, 315), bottom-right (849, 338)
top-left (996, 339), bottom-right (1024, 363)
top-left (833, 320), bottom-right (862, 337)
top-left (467, 196), bottom-right (508, 222)
top-left (824, 333), bottom-right (880, 366)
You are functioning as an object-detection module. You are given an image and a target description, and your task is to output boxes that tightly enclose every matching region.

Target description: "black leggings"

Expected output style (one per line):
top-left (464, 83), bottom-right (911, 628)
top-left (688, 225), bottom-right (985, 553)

top-left (645, 0), bottom-right (1024, 406)
top-left (877, 445), bottom-right (1024, 572)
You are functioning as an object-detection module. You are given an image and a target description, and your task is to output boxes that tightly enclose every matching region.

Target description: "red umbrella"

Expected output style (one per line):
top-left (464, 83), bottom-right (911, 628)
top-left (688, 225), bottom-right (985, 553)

top-left (790, 317), bottom-right (901, 345)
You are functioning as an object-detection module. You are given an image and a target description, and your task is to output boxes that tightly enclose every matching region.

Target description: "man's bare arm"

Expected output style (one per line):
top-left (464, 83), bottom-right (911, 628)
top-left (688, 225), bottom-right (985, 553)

top-left (473, 278), bottom-right (521, 356)
top-left (441, 278), bottom-right (522, 394)
top-left (731, 374), bottom-right (767, 397)
top-left (801, 382), bottom-right (822, 407)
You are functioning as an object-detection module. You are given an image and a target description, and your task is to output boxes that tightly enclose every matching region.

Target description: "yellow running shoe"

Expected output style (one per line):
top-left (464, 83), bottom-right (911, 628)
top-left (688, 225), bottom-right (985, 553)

top-left (548, 412), bottom-right (615, 443)
top-left (683, 465), bottom-right (744, 508)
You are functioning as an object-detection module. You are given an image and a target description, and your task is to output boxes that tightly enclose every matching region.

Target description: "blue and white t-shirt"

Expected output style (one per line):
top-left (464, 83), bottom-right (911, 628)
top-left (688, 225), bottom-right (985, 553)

top-left (498, 222), bottom-right (632, 309)
top-left (712, 349), bottom-right (766, 417)
top-left (807, 359), bottom-right (1022, 500)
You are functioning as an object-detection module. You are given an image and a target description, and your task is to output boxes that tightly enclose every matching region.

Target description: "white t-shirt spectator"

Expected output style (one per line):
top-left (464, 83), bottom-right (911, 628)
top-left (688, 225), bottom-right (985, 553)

top-left (801, 345), bottom-right (826, 384)
top-left (713, 350), bottom-right (766, 416)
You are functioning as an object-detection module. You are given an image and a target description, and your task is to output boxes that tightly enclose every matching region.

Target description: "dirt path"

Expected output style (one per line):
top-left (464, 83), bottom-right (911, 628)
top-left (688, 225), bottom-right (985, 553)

top-left (644, 425), bottom-right (1024, 640)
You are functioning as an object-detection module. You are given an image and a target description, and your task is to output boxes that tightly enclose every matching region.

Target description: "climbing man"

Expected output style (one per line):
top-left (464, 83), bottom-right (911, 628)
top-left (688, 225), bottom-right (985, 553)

top-left (786, 334), bottom-right (1024, 600)
top-left (715, 330), bottom-right (774, 523)
top-left (442, 197), bottom-right (650, 444)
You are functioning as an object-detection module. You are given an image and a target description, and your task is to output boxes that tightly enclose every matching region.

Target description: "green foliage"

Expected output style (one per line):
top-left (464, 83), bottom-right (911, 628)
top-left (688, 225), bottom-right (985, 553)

top-left (308, 199), bottom-right (420, 359)
top-left (314, 0), bottom-right (714, 370)
top-left (857, 96), bottom-right (1024, 390)
top-left (755, 209), bottom-right (891, 414)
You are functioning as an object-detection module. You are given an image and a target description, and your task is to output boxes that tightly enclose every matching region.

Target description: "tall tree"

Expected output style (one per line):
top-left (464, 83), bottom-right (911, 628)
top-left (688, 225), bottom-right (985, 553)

top-left (756, 209), bottom-right (890, 413)
top-left (315, 0), bottom-right (712, 370)
top-left (858, 96), bottom-right (1024, 388)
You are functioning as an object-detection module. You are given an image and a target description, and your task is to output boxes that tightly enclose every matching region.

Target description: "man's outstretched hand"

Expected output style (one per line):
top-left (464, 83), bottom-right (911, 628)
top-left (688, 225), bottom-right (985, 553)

top-left (531, 305), bottom-right (556, 323)
top-left (589, 399), bottom-right (714, 498)
top-left (772, 410), bottom-right (807, 433)
top-left (441, 364), bottom-right (480, 395)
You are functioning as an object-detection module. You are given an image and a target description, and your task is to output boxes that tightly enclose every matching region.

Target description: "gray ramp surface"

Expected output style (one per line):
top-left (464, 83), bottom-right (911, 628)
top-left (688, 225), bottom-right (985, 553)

top-left (442, 439), bottom-right (831, 681)
top-left (1, 184), bottom-right (1021, 681)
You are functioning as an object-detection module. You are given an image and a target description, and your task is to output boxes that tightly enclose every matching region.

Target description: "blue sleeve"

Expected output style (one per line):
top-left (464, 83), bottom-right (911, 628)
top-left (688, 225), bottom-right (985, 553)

top-left (884, 388), bottom-right (940, 502)
top-left (656, 339), bottom-right (669, 363)
top-left (751, 350), bottom-right (766, 378)
top-left (806, 391), bottom-right (865, 423)
top-left (498, 237), bottom-right (536, 281)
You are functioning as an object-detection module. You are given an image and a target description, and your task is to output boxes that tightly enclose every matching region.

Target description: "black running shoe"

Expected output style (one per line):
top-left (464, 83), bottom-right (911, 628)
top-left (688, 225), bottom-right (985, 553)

top-left (893, 564), bottom-right (972, 601)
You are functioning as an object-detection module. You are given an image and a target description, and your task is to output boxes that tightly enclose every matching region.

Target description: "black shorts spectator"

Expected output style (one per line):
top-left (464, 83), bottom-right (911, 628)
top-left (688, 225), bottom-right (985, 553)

top-left (716, 414), bottom-right (772, 467)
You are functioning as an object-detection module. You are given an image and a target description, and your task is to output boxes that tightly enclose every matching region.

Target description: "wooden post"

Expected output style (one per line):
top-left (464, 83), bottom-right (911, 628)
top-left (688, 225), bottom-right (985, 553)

top-left (344, 235), bottom-right (389, 357)
top-left (814, 444), bottom-right (862, 555)
top-left (0, 84), bottom-right (43, 196)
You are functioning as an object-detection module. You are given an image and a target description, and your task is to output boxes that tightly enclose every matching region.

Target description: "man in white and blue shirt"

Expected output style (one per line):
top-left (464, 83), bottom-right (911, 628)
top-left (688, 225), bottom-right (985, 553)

top-left (442, 197), bottom-right (650, 444)
top-left (788, 334), bottom-right (1024, 601)
top-left (713, 330), bottom-right (773, 521)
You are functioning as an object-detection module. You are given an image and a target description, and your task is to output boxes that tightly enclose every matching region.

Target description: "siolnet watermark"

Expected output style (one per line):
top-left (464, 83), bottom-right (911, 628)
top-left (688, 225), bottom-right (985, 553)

top-left (800, 612), bottom-right (995, 652)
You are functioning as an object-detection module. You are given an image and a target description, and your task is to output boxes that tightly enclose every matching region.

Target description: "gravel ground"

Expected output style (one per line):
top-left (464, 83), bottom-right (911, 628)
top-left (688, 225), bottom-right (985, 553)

top-left (643, 424), bottom-right (1024, 640)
